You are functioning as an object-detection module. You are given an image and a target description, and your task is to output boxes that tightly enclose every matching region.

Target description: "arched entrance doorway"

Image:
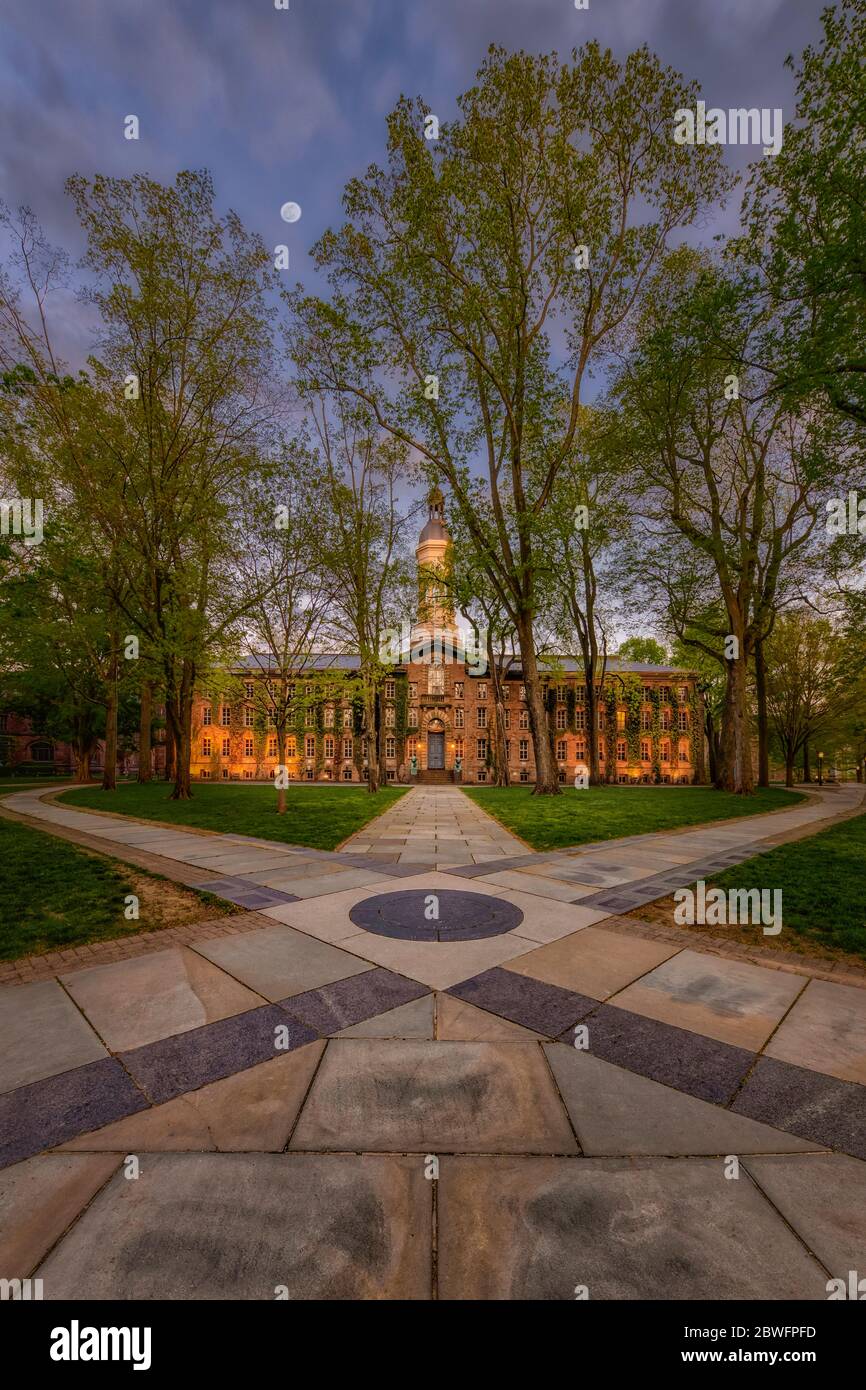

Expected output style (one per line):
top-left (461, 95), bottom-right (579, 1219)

top-left (427, 719), bottom-right (445, 769)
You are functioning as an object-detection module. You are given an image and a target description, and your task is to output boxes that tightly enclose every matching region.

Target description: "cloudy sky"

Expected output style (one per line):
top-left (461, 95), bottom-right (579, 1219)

top-left (0, 0), bottom-right (827, 365)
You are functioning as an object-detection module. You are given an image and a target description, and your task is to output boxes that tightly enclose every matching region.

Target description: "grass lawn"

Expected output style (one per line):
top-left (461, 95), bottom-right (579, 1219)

top-left (58, 780), bottom-right (409, 850)
top-left (632, 809), bottom-right (866, 962)
top-left (463, 784), bottom-right (804, 851)
top-left (0, 817), bottom-right (235, 960)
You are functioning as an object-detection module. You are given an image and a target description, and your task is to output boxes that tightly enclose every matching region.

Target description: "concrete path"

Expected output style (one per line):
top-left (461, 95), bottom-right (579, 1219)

top-left (342, 784), bottom-right (528, 867)
top-left (1, 780), bottom-right (865, 1300)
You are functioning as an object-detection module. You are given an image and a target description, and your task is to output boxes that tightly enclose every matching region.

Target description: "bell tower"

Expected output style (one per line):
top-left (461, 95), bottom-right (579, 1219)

top-left (415, 485), bottom-right (455, 630)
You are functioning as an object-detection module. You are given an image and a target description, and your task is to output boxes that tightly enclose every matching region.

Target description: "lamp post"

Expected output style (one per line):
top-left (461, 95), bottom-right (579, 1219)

top-left (818, 751), bottom-right (824, 786)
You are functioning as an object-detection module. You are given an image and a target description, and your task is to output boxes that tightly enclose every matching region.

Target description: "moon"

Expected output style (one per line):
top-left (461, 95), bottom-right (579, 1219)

top-left (280, 201), bottom-right (302, 223)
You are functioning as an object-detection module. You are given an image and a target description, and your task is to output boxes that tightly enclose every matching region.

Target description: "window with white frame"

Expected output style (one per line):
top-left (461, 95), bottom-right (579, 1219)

top-left (519, 739), bottom-right (528, 761)
top-left (244, 737), bottom-right (253, 757)
top-left (305, 735), bottom-right (315, 758)
top-left (477, 682), bottom-right (487, 700)
top-left (556, 739), bottom-right (567, 761)
top-left (455, 708), bottom-right (464, 728)
top-left (385, 736), bottom-right (396, 759)
top-left (202, 706), bottom-right (212, 726)
top-left (244, 708), bottom-right (254, 727)
top-left (476, 707), bottom-right (487, 728)
top-left (518, 708), bottom-right (529, 729)
top-left (556, 707), bottom-right (566, 730)
top-left (454, 681), bottom-right (463, 699)
top-left (202, 737), bottom-right (211, 756)
top-left (384, 679), bottom-right (396, 698)
top-left (221, 707), bottom-right (231, 726)
top-left (385, 705), bottom-right (395, 727)
top-left (324, 736), bottom-right (334, 758)
top-left (222, 738), bottom-right (230, 756)
top-left (476, 738), bottom-right (487, 760)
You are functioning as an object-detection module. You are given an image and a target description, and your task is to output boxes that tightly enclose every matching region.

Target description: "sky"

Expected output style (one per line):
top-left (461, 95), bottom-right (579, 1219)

top-left (0, 0), bottom-right (830, 368)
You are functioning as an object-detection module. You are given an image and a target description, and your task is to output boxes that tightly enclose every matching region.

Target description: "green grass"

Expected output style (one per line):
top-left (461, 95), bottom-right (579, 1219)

top-left (462, 784), bottom-right (804, 851)
top-left (705, 811), bottom-right (866, 960)
top-left (58, 780), bottom-right (409, 850)
top-left (0, 818), bottom-right (231, 959)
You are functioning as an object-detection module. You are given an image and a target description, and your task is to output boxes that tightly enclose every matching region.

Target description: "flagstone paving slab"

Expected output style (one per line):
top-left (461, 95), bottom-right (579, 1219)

top-left (435, 993), bottom-right (542, 1041)
top-left (58, 1044), bottom-right (326, 1154)
top-left (0, 1058), bottom-right (149, 1170)
top-left (543, 1044), bottom-right (819, 1157)
top-left (578, 1004), bottom-right (754, 1105)
top-left (119, 1005), bottom-right (318, 1105)
top-left (336, 994), bottom-right (436, 1039)
top-left (732, 1057), bottom-right (866, 1160)
top-left (742, 1153), bottom-right (866, 1279)
top-left (191, 923), bottom-right (374, 1001)
top-left (763, 978), bottom-right (866, 1085)
top-left (333, 927), bottom-right (537, 990)
top-left (36, 1152), bottom-right (433, 1300)
top-left (59, 947), bottom-right (265, 1053)
top-left (0, 1152), bottom-right (120, 1278)
top-left (448, 967), bottom-right (596, 1037)
top-left (290, 1039), bottom-right (577, 1154)
top-left (477, 869), bottom-right (598, 902)
top-left (436, 1155), bottom-right (827, 1300)
top-left (609, 948), bottom-right (807, 1051)
top-left (502, 927), bottom-right (681, 1000)
top-left (279, 968), bottom-right (429, 1034)
top-left (0, 981), bottom-right (107, 1094)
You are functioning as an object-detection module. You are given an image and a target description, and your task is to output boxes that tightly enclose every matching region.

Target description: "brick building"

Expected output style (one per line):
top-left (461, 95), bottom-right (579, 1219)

top-left (189, 490), bottom-right (705, 786)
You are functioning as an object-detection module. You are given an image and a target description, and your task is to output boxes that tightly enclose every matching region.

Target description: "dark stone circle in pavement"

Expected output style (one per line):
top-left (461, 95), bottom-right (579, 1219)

top-left (349, 889), bottom-right (524, 942)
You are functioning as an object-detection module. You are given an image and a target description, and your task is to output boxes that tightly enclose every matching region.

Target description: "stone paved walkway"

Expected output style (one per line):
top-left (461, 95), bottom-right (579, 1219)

top-left (1, 781), bottom-right (864, 1300)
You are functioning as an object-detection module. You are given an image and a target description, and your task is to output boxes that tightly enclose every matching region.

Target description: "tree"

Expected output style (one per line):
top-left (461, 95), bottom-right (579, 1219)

top-left (764, 609), bottom-right (857, 786)
top-left (614, 252), bottom-right (841, 792)
top-left (288, 44), bottom-right (733, 792)
top-left (737, 0), bottom-right (866, 429)
top-left (617, 636), bottom-right (668, 665)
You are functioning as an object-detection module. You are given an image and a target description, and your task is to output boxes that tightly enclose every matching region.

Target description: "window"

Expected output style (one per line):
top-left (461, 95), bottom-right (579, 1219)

top-left (343, 737), bottom-right (353, 758)
top-left (616, 708), bottom-right (626, 730)
top-left (503, 709), bottom-right (511, 730)
top-left (662, 709), bottom-right (672, 730)
top-left (243, 769), bottom-right (254, 780)
top-left (641, 709), bottom-right (651, 731)
top-left (324, 706), bottom-right (334, 727)
top-left (598, 710), bottom-right (605, 730)
top-left (245, 682), bottom-right (254, 699)
top-left (286, 737), bottom-right (296, 758)
top-left (244, 707), bottom-right (254, 727)
top-left (305, 735), bottom-right (315, 758)
top-left (679, 686), bottom-right (689, 702)
top-left (409, 707), bottom-right (418, 726)
top-left (454, 681), bottom-right (464, 699)
top-left (477, 683), bottom-right (487, 700)
top-left (660, 686), bottom-right (671, 702)
top-left (221, 707), bottom-right (231, 726)
top-left (384, 679), bottom-right (396, 698)
top-left (244, 737), bottom-right (254, 757)
top-left (556, 707), bottom-right (566, 730)
top-left (477, 769), bottom-right (487, 782)
top-left (384, 705), bottom-right (395, 727)
top-left (222, 738), bottom-right (230, 757)
top-left (641, 739), bottom-right (650, 761)
top-left (575, 740), bottom-right (586, 759)
top-left (342, 765), bottom-right (353, 780)
top-left (477, 738), bottom-right (488, 760)
top-left (268, 738), bottom-right (277, 757)
top-left (455, 708), bottom-right (464, 728)
top-left (575, 708), bottom-right (586, 731)
top-left (202, 737), bottom-right (212, 756)
top-left (642, 686), bottom-right (653, 702)
top-left (476, 707), bottom-right (487, 728)
top-left (679, 741), bottom-right (689, 763)
top-left (556, 739), bottom-right (567, 761)
top-left (502, 685), bottom-right (510, 700)
top-left (519, 766), bottom-right (528, 782)
top-left (324, 735), bottom-right (335, 758)
top-left (428, 665), bottom-right (445, 696)
top-left (678, 709), bottom-right (688, 731)
top-left (202, 706), bottom-right (212, 726)
top-left (617, 740), bottom-right (627, 762)
top-left (575, 686), bottom-right (586, 704)
top-left (343, 707), bottom-right (352, 728)
top-left (409, 684), bottom-right (417, 700)
top-left (519, 739), bottom-right (528, 761)
top-left (200, 769), bottom-right (210, 780)
top-left (386, 736), bottom-right (396, 759)
top-left (505, 740), bottom-right (511, 760)
top-left (661, 741), bottom-right (671, 763)
top-left (518, 709), bottom-right (529, 730)
top-left (455, 738), bottom-right (464, 758)
top-left (519, 685), bottom-right (526, 701)
top-left (557, 685), bottom-right (567, 702)
top-left (598, 739), bottom-right (605, 762)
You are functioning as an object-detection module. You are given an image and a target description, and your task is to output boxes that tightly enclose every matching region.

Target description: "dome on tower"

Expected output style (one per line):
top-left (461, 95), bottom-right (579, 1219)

top-left (419, 484), bottom-right (448, 542)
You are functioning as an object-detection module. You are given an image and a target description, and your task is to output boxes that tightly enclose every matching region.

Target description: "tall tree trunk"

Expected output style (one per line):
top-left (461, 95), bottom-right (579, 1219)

top-left (138, 680), bottom-right (153, 783)
top-left (276, 725), bottom-right (287, 814)
top-left (784, 745), bottom-right (795, 788)
top-left (75, 728), bottom-right (93, 783)
top-left (754, 638), bottom-right (770, 788)
top-left (515, 613), bottom-right (560, 795)
top-left (802, 741), bottom-right (811, 783)
top-left (488, 632), bottom-right (509, 787)
top-left (364, 676), bottom-right (380, 793)
top-left (102, 647), bottom-right (118, 792)
top-left (585, 678), bottom-right (601, 785)
top-left (718, 654), bottom-right (754, 794)
top-left (705, 706), bottom-right (719, 786)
